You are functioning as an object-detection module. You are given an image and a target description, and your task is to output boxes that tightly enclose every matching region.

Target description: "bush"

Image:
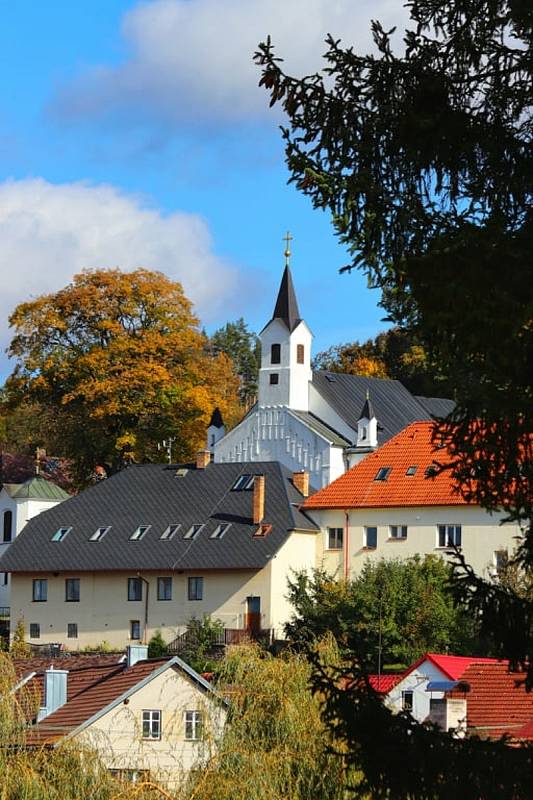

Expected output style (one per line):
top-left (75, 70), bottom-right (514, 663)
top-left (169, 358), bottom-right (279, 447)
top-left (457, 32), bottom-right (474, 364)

top-left (148, 629), bottom-right (167, 658)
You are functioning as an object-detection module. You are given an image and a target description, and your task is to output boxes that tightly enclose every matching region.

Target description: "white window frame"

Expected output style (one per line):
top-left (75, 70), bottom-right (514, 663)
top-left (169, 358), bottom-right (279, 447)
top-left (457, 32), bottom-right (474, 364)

top-left (327, 527), bottom-right (343, 550)
top-left (184, 710), bottom-right (203, 741)
top-left (51, 526), bottom-right (71, 542)
top-left (129, 525), bottom-right (151, 541)
top-left (160, 524), bottom-right (180, 540)
top-left (184, 524), bottom-right (204, 540)
top-left (211, 523), bottom-right (231, 539)
top-left (389, 525), bottom-right (408, 540)
top-left (142, 709), bottom-right (161, 740)
top-left (437, 524), bottom-right (462, 548)
top-left (89, 526), bottom-right (111, 541)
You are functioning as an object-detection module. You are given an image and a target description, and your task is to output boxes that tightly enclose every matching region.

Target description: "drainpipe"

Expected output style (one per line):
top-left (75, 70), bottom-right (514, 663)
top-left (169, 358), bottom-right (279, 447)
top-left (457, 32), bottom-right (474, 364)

top-left (344, 510), bottom-right (350, 580)
top-left (136, 573), bottom-right (150, 644)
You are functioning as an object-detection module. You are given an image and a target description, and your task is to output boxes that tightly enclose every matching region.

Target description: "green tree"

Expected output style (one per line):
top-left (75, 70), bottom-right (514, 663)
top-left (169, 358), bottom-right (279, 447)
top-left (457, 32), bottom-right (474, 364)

top-left (10, 618), bottom-right (30, 659)
top-left (210, 318), bottom-right (261, 408)
top-left (256, 0), bottom-right (532, 682)
top-left (178, 615), bottom-right (226, 674)
top-left (147, 629), bottom-right (167, 659)
top-left (6, 269), bottom-right (242, 484)
top-left (286, 558), bottom-right (480, 670)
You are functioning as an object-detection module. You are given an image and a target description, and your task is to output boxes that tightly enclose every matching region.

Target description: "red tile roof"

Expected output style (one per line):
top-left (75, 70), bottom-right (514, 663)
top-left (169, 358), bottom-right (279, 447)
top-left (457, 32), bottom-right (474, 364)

top-left (13, 653), bottom-right (123, 683)
top-left (369, 674), bottom-right (402, 693)
top-left (304, 422), bottom-right (467, 509)
top-left (25, 658), bottom-right (170, 746)
top-left (404, 653), bottom-right (500, 682)
top-left (448, 661), bottom-right (533, 739)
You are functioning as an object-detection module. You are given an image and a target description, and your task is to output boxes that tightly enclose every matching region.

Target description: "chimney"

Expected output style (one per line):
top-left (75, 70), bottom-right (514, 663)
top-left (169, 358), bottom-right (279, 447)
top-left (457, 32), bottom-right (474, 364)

top-left (37, 667), bottom-right (68, 721)
top-left (127, 644), bottom-right (149, 667)
top-left (253, 475), bottom-right (265, 524)
top-left (196, 450), bottom-right (211, 470)
top-left (293, 470), bottom-right (309, 498)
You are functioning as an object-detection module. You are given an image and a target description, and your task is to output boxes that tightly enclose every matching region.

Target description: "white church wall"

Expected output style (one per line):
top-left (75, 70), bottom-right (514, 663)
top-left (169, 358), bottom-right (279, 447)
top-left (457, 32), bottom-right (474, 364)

top-left (308, 383), bottom-right (355, 443)
top-left (258, 319), bottom-right (312, 411)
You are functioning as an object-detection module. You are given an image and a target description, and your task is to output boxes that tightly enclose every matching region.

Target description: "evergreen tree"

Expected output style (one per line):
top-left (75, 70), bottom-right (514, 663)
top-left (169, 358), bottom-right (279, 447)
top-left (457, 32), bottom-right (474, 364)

top-left (210, 318), bottom-right (261, 408)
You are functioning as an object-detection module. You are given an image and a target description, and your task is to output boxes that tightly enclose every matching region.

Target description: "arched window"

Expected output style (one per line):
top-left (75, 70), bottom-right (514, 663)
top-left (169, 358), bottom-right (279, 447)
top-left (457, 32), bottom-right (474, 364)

top-left (3, 510), bottom-right (13, 543)
top-left (270, 344), bottom-right (281, 364)
top-left (297, 344), bottom-right (305, 364)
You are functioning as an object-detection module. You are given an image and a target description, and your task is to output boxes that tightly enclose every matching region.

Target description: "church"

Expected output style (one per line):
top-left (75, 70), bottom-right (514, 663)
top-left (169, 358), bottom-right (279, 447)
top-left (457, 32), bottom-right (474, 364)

top-left (212, 260), bottom-right (454, 488)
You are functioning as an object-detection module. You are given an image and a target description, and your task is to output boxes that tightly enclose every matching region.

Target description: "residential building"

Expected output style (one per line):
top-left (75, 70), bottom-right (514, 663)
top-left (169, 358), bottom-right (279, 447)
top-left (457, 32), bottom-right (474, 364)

top-left (21, 645), bottom-right (227, 787)
top-left (303, 421), bottom-right (521, 579)
top-left (0, 457), bottom-right (319, 648)
top-left (214, 264), bottom-right (454, 488)
top-left (0, 475), bottom-right (70, 609)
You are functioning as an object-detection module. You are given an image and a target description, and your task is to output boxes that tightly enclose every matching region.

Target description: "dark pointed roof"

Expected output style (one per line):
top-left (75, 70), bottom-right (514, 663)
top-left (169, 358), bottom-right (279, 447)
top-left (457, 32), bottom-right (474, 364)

top-left (271, 266), bottom-right (302, 332)
top-left (358, 392), bottom-right (376, 422)
top-left (208, 407), bottom-right (224, 429)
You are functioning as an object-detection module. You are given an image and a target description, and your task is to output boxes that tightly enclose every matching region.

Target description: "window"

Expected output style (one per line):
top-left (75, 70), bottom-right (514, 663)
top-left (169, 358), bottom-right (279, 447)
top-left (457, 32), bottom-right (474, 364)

top-left (184, 524), bottom-right (204, 540)
top-left (32, 578), bottom-right (47, 602)
top-left (130, 525), bottom-right (150, 541)
top-left (130, 620), bottom-right (141, 640)
top-left (269, 373), bottom-right (279, 385)
top-left (402, 691), bottom-right (413, 711)
top-left (160, 524), bottom-right (180, 540)
top-left (67, 623), bottom-right (78, 639)
top-left (360, 426), bottom-right (367, 441)
top-left (374, 467), bottom-right (392, 481)
top-left (327, 527), bottom-right (343, 549)
top-left (211, 523), bottom-right (231, 539)
top-left (406, 465), bottom-right (417, 476)
top-left (437, 524), bottom-right (462, 548)
top-left (425, 465), bottom-right (438, 478)
top-left (270, 343), bottom-right (281, 364)
top-left (108, 769), bottom-right (150, 784)
top-left (364, 527), bottom-right (378, 549)
top-left (493, 550), bottom-right (508, 571)
top-left (89, 526), bottom-right (110, 541)
top-left (157, 577), bottom-right (172, 601)
top-left (142, 709), bottom-right (161, 740)
top-left (65, 578), bottom-right (80, 602)
top-left (128, 577), bottom-right (143, 601)
top-left (296, 344), bottom-right (305, 364)
top-left (51, 527), bottom-right (71, 542)
top-left (188, 577), bottom-right (203, 601)
top-left (184, 710), bottom-right (203, 741)
top-left (389, 525), bottom-right (408, 540)
top-left (2, 573), bottom-right (7, 586)
top-left (29, 623), bottom-right (40, 639)
top-left (232, 474), bottom-right (254, 491)
top-left (3, 510), bottom-right (13, 543)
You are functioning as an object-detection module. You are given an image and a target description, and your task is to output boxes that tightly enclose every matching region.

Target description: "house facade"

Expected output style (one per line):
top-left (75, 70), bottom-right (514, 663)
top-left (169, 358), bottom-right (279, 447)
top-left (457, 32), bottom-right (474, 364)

top-left (213, 264), bottom-right (454, 488)
top-left (0, 456), bottom-right (319, 649)
top-left (304, 422), bottom-right (522, 579)
top-left (24, 646), bottom-right (227, 787)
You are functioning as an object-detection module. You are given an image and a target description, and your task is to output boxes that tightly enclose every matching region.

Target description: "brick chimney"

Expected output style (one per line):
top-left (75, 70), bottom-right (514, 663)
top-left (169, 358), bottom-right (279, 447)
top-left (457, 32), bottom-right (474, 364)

top-left (196, 450), bottom-right (211, 470)
top-left (253, 475), bottom-right (265, 524)
top-left (293, 470), bottom-right (309, 498)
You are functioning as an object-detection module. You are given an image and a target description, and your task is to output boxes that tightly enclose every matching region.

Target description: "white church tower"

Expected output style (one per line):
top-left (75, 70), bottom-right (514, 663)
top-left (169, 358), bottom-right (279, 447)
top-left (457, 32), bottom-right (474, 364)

top-left (257, 245), bottom-right (312, 411)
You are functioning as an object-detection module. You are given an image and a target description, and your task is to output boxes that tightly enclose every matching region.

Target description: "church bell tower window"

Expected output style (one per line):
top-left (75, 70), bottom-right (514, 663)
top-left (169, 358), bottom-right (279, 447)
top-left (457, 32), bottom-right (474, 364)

top-left (270, 374), bottom-right (279, 385)
top-left (271, 344), bottom-right (281, 364)
top-left (297, 344), bottom-right (304, 364)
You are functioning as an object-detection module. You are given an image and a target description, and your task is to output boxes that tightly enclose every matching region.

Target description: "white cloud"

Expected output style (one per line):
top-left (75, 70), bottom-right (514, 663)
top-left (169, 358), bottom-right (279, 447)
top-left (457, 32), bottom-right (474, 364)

top-left (52, 0), bottom-right (407, 126)
top-left (0, 178), bottom-right (243, 374)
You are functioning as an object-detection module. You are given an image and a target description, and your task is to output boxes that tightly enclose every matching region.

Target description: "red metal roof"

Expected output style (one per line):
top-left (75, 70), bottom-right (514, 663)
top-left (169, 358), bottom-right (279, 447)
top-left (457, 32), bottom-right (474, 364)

top-left (403, 653), bottom-right (501, 682)
top-left (303, 422), bottom-right (468, 509)
top-left (447, 661), bottom-right (533, 739)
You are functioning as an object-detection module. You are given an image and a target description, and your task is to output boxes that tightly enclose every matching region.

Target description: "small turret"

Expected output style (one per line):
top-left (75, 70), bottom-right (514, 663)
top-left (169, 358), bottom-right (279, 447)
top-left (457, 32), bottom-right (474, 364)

top-left (207, 408), bottom-right (225, 452)
top-left (356, 390), bottom-right (378, 448)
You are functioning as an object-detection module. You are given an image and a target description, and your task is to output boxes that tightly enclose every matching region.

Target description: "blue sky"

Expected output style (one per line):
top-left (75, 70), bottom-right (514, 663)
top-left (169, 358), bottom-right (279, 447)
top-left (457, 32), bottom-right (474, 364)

top-left (0, 0), bottom-right (408, 381)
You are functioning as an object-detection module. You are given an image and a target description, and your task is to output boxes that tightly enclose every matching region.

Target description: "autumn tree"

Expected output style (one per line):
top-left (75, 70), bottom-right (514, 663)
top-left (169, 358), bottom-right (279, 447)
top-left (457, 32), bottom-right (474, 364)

top-left (6, 269), bottom-right (241, 483)
top-left (210, 318), bottom-right (261, 408)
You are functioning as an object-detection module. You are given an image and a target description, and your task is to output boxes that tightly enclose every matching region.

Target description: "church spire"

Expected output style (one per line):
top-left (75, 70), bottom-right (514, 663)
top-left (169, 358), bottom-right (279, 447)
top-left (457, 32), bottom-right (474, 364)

top-left (272, 259), bottom-right (301, 333)
top-left (358, 389), bottom-right (375, 422)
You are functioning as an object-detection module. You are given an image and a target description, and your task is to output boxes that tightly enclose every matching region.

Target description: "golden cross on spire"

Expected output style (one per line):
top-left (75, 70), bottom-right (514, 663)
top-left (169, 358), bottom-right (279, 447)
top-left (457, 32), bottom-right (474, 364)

top-left (283, 230), bottom-right (293, 267)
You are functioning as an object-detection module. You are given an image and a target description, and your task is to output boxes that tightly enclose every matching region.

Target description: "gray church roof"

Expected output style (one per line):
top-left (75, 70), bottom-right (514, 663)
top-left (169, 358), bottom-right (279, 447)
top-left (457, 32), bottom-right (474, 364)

top-left (0, 461), bottom-right (318, 574)
top-left (415, 396), bottom-right (456, 418)
top-left (312, 371), bottom-right (453, 445)
top-left (271, 266), bottom-right (302, 332)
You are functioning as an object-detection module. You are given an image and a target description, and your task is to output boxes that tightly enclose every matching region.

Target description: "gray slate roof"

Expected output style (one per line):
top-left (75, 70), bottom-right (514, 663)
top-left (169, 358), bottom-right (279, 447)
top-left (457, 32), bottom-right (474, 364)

top-left (415, 396), bottom-right (456, 418)
top-left (290, 410), bottom-right (351, 448)
top-left (312, 371), bottom-right (454, 445)
top-left (270, 266), bottom-right (302, 332)
top-left (3, 476), bottom-right (70, 502)
top-left (0, 461), bottom-right (318, 574)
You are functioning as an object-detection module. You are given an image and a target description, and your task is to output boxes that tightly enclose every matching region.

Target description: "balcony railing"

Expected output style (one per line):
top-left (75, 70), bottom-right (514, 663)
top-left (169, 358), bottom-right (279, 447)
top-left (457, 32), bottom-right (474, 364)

top-left (167, 626), bottom-right (273, 655)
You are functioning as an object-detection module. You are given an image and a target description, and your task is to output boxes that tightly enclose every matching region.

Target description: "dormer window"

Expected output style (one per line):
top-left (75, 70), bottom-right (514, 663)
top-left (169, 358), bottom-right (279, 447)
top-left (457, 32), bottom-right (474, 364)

top-left (51, 527), bottom-right (71, 542)
top-left (232, 474), bottom-right (254, 491)
top-left (130, 525), bottom-right (150, 541)
top-left (271, 344), bottom-right (281, 364)
top-left (211, 523), bottom-right (231, 539)
top-left (89, 526), bottom-right (110, 541)
top-left (160, 524), bottom-right (180, 540)
top-left (374, 467), bottom-right (392, 481)
top-left (184, 524), bottom-right (204, 540)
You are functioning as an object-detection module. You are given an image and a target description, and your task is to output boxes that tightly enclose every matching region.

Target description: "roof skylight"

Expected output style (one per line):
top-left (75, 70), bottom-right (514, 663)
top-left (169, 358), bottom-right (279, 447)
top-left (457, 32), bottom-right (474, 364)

top-left (51, 526), bottom-right (71, 542)
top-left (89, 526), bottom-right (111, 541)
top-left (184, 524), bottom-right (204, 540)
top-left (130, 525), bottom-right (150, 541)
top-left (406, 466), bottom-right (417, 476)
top-left (211, 523), bottom-right (231, 539)
top-left (374, 467), bottom-right (392, 481)
top-left (160, 524), bottom-right (180, 540)
top-left (232, 474), bottom-right (255, 491)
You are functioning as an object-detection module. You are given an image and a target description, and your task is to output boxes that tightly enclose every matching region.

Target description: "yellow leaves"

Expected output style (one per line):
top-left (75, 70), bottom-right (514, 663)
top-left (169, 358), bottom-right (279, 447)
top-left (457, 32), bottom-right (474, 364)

top-left (340, 354), bottom-right (388, 378)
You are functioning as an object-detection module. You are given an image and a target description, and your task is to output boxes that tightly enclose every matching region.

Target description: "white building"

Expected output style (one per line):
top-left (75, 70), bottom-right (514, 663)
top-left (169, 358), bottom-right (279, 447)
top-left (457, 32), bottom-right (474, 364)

top-left (214, 264), bottom-right (454, 488)
top-left (0, 476), bottom-right (69, 609)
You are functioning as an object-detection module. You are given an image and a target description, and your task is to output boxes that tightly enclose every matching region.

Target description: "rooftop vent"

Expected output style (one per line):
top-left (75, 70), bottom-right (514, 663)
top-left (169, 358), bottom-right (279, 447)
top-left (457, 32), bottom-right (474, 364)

top-left (175, 468), bottom-right (188, 478)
